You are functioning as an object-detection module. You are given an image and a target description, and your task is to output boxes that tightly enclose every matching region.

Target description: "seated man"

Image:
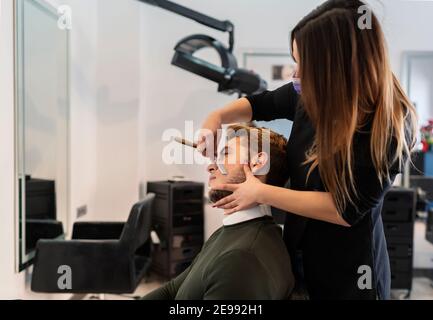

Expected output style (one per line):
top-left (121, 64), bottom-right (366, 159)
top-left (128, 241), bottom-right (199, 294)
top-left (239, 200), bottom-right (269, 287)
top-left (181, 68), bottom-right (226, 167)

top-left (143, 124), bottom-right (294, 300)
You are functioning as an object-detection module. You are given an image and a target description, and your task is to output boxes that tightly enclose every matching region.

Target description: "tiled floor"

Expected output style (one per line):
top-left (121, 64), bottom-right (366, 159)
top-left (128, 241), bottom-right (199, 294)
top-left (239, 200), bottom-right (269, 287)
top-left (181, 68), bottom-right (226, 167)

top-left (81, 274), bottom-right (165, 300)
top-left (94, 274), bottom-right (433, 300)
top-left (392, 277), bottom-right (433, 300)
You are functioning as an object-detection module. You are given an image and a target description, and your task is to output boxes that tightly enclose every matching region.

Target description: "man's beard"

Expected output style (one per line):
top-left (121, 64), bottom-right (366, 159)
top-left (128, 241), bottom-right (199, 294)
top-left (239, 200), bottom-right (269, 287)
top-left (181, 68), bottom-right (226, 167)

top-left (208, 168), bottom-right (246, 204)
top-left (209, 189), bottom-right (233, 204)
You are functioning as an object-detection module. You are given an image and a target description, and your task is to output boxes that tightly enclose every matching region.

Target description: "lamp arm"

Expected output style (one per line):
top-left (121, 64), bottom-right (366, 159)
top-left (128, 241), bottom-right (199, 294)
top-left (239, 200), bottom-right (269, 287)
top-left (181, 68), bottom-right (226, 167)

top-left (138, 0), bottom-right (235, 51)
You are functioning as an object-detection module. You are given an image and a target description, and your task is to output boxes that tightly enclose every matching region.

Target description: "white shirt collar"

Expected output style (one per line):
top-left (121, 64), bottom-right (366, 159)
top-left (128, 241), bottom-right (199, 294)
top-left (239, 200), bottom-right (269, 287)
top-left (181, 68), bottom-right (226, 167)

top-left (223, 205), bottom-right (273, 226)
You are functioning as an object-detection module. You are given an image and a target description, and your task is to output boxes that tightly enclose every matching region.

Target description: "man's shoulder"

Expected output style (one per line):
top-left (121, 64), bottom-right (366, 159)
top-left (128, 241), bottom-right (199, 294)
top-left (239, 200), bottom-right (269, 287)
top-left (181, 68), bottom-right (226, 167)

top-left (222, 218), bottom-right (285, 253)
top-left (246, 219), bottom-right (291, 267)
top-left (248, 217), bottom-right (285, 246)
top-left (204, 217), bottom-right (287, 259)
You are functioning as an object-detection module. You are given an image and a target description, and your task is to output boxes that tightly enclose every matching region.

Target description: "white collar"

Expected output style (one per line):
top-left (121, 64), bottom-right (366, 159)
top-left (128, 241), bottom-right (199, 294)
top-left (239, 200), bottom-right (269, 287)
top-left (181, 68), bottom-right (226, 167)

top-left (223, 205), bottom-right (273, 226)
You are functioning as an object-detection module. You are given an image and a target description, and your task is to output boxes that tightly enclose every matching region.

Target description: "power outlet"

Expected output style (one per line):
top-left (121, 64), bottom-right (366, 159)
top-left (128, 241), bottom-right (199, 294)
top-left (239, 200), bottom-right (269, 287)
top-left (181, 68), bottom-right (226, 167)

top-left (139, 182), bottom-right (146, 200)
top-left (77, 205), bottom-right (88, 219)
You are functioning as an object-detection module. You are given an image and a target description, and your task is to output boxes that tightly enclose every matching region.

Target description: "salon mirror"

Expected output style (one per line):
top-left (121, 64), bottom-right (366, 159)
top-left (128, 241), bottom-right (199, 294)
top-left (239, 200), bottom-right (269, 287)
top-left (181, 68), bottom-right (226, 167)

top-left (403, 52), bottom-right (433, 141)
top-left (401, 52), bottom-right (433, 188)
top-left (15, 0), bottom-right (70, 271)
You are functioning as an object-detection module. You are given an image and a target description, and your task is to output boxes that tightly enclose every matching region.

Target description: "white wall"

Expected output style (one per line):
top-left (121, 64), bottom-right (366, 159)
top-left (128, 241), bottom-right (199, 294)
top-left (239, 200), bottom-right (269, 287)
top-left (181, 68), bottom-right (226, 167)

top-left (92, 0), bottom-right (141, 221)
top-left (374, 0), bottom-right (433, 72)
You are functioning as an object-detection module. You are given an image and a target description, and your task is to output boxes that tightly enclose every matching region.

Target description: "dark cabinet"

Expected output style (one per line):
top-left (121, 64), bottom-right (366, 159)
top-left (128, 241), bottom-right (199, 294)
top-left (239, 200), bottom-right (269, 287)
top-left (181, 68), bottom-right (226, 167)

top-left (148, 181), bottom-right (205, 279)
top-left (381, 188), bottom-right (416, 293)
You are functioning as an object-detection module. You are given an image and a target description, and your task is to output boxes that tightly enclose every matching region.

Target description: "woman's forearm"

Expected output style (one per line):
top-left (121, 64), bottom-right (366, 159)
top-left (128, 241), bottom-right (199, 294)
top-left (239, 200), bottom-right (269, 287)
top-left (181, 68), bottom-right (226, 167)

top-left (258, 184), bottom-right (350, 227)
top-left (217, 98), bottom-right (253, 124)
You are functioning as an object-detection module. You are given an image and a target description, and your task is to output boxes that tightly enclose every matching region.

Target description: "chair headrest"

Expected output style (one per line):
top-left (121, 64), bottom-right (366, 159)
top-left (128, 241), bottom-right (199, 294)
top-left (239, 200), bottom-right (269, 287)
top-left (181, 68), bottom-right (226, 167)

top-left (120, 193), bottom-right (155, 251)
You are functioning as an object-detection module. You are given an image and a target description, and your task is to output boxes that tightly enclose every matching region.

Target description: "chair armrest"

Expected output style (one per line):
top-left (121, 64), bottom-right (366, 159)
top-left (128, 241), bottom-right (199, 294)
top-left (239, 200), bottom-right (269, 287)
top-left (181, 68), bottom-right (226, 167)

top-left (31, 240), bottom-right (133, 293)
top-left (26, 220), bottom-right (64, 251)
top-left (72, 222), bottom-right (125, 240)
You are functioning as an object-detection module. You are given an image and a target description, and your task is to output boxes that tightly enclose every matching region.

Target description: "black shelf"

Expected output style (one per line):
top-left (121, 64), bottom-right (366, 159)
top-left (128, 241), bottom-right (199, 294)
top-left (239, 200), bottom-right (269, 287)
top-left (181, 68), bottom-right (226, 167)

top-left (381, 188), bottom-right (416, 293)
top-left (148, 181), bottom-right (205, 279)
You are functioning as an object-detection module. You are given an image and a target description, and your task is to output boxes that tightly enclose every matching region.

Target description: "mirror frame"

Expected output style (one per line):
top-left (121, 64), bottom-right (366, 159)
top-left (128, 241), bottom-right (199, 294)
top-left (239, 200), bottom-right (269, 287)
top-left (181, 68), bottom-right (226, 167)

top-left (14, 0), bottom-right (71, 272)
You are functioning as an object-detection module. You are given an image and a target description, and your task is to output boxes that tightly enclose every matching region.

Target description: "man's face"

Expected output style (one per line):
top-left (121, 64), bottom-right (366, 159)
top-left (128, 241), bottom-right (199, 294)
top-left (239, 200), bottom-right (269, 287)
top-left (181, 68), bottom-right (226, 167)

top-left (207, 136), bottom-right (248, 203)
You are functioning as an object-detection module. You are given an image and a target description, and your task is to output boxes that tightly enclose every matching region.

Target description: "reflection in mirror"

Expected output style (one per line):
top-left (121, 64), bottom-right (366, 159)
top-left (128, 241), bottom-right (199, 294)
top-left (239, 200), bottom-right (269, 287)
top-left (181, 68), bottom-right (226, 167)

top-left (15, 0), bottom-right (70, 271)
top-left (406, 54), bottom-right (433, 139)
top-left (403, 52), bottom-right (433, 196)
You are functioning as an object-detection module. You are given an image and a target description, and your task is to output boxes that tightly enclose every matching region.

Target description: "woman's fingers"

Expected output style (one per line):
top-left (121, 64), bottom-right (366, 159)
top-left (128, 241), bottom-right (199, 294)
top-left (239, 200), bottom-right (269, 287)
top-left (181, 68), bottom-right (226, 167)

top-left (196, 141), bottom-right (206, 154)
top-left (212, 194), bottom-right (236, 208)
top-left (196, 135), bottom-right (209, 156)
top-left (219, 201), bottom-right (238, 210)
top-left (224, 206), bottom-right (242, 215)
top-left (197, 129), bottom-right (217, 158)
top-left (210, 184), bottom-right (238, 193)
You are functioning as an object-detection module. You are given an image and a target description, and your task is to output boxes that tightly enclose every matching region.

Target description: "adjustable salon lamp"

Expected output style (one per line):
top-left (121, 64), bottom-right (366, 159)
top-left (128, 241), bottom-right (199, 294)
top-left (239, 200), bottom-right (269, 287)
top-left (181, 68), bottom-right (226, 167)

top-left (138, 0), bottom-right (268, 96)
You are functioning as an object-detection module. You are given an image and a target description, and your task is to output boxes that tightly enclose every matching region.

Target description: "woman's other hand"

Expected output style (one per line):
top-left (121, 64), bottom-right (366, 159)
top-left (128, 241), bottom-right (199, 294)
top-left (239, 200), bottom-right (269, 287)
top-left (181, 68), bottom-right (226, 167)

top-left (197, 98), bottom-right (253, 159)
top-left (211, 165), bottom-right (264, 215)
top-left (197, 111), bottom-right (222, 159)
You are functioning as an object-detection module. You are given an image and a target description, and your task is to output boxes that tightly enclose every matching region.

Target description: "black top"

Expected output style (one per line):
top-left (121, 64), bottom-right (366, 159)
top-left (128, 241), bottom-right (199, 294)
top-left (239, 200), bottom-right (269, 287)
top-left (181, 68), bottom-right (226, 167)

top-left (246, 83), bottom-right (402, 300)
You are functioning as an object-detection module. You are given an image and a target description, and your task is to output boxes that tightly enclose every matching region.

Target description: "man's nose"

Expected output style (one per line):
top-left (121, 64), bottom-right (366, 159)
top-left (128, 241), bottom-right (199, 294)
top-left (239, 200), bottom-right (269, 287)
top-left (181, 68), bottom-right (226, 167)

top-left (207, 163), bottom-right (218, 173)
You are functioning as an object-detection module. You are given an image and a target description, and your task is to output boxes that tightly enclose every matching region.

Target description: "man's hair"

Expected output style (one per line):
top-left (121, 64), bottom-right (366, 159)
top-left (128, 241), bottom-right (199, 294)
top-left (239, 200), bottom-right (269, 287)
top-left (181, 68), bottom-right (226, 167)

top-left (226, 124), bottom-right (289, 187)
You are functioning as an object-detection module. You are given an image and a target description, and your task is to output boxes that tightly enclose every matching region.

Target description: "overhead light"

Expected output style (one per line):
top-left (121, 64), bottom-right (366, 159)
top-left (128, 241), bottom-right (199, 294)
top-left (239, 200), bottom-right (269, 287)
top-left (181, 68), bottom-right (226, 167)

top-left (172, 34), bottom-right (267, 95)
top-left (138, 0), bottom-right (268, 96)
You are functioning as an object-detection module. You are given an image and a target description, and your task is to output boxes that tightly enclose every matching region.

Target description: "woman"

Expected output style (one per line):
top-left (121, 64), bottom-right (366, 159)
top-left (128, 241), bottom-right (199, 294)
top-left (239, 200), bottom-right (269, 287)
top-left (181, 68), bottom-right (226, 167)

top-left (197, 0), bottom-right (417, 300)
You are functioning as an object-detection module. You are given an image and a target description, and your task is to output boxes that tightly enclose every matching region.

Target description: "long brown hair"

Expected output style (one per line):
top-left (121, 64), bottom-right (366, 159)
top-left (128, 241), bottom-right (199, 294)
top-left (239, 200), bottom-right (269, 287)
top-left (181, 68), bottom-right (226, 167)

top-left (291, 0), bottom-right (417, 215)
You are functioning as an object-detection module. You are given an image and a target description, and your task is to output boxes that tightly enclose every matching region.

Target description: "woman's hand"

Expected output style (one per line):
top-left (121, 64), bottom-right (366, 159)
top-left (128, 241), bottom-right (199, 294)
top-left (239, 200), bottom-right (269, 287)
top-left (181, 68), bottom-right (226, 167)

top-left (196, 98), bottom-right (254, 158)
top-left (197, 111), bottom-right (222, 158)
top-left (211, 165), bottom-right (264, 215)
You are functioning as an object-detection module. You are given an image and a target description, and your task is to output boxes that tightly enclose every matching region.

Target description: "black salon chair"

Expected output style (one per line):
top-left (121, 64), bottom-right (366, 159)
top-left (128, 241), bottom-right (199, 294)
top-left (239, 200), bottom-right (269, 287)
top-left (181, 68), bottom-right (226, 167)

top-left (31, 193), bottom-right (155, 294)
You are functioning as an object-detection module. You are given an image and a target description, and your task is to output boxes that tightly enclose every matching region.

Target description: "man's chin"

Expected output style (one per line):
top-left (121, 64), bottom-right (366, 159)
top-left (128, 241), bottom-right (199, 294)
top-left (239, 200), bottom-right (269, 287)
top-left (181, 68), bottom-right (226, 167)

top-left (208, 189), bottom-right (233, 204)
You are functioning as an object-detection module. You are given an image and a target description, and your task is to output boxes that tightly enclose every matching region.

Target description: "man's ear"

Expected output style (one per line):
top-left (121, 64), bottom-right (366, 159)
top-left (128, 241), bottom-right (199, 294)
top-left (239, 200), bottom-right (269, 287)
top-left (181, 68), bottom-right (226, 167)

top-left (250, 152), bottom-right (270, 176)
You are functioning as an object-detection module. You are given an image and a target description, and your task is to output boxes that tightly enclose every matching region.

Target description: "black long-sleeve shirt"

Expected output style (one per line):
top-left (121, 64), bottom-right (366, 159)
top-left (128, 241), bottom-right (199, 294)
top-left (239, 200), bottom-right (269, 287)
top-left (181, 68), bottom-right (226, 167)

top-left (246, 83), bottom-right (402, 300)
